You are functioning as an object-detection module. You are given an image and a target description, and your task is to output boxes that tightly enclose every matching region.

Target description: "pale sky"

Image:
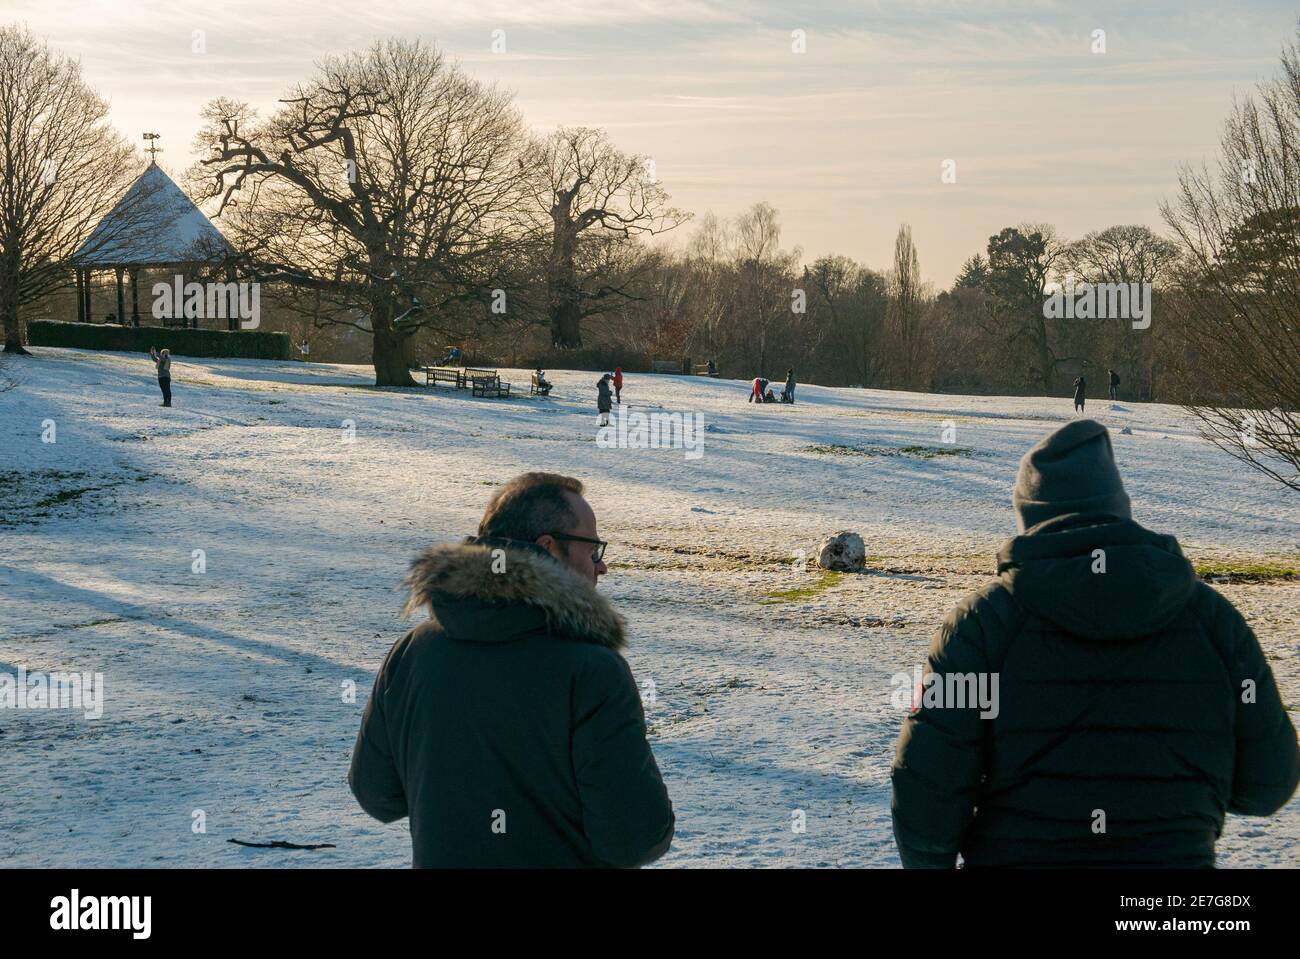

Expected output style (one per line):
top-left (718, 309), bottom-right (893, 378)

top-left (6, 0), bottom-right (1296, 285)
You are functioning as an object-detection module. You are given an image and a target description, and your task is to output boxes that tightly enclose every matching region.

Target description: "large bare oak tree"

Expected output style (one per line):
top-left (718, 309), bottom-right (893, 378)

top-left (194, 39), bottom-right (527, 386)
top-left (528, 127), bottom-right (684, 348)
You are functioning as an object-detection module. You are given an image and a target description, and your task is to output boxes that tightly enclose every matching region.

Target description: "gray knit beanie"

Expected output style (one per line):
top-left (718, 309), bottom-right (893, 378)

top-left (1012, 419), bottom-right (1131, 532)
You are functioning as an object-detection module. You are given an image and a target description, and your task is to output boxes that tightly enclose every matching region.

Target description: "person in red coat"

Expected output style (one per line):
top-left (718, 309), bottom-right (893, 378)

top-left (612, 367), bottom-right (623, 404)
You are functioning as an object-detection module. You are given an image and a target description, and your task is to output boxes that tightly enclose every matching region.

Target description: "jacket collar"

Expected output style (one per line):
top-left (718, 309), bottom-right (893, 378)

top-left (403, 542), bottom-right (626, 649)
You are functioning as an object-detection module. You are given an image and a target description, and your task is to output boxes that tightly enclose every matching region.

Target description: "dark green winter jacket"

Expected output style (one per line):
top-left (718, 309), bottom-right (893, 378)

top-left (349, 542), bottom-right (674, 868)
top-left (891, 515), bottom-right (1299, 868)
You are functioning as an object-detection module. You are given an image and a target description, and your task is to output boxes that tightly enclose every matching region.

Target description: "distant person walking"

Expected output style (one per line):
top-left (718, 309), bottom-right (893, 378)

top-left (612, 367), bottom-right (624, 404)
top-left (438, 346), bottom-right (462, 366)
top-left (1108, 368), bottom-right (1120, 401)
top-left (748, 376), bottom-right (769, 404)
top-left (782, 369), bottom-right (796, 404)
top-left (1072, 374), bottom-right (1086, 413)
top-left (706, 358), bottom-right (717, 376)
top-left (596, 374), bottom-right (613, 427)
top-left (149, 346), bottom-right (172, 407)
top-left (891, 420), bottom-right (1300, 868)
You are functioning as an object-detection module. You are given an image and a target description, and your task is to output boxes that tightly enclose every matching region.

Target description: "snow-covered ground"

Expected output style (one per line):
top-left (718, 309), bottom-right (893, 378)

top-left (1, 347), bottom-right (1296, 867)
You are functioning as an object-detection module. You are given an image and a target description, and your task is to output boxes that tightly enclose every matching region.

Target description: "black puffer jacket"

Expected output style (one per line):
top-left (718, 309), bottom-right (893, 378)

top-left (349, 542), bottom-right (674, 868)
top-left (892, 516), bottom-right (1299, 868)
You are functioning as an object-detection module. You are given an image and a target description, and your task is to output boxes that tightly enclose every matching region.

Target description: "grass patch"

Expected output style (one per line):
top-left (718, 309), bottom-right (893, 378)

top-left (0, 469), bottom-right (87, 482)
top-left (761, 570), bottom-right (845, 604)
top-left (32, 486), bottom-right (100, 508)
top-left (1194, 558), bottom-right (1300, 583)
top-left (0, 468), bottom-right (149, 525)
top-left (0, 470), bottom-right (89, 517)
top-left (621, 541), bottom-right (797, 572)
top-left (803, 443), bottom-right (974, 459)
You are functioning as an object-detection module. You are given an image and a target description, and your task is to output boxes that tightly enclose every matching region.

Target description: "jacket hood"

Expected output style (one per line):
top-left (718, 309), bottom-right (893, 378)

top-left (996, 515), bottom-right (1195, 641)
top-left (403, 542), bottom-right (626, 649)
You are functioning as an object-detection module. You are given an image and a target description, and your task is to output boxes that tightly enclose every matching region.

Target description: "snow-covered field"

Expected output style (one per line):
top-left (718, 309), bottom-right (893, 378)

top-left (1, 347), bottom-right (1296, 868)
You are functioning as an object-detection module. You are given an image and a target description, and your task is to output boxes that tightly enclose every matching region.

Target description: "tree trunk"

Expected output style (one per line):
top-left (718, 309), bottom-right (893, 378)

top-left (1029, 306), bottom-right (1054, 394)
top-left (1, 270), bottom-right (30, 354)
top-left (2, 315), bottom-right (29, 353)
top-left (550, 299), bottom-right (583, 349)
top-left (548, 206), bottom-right (583, 349)
top-left (370, 296), bottom-right (416, 387)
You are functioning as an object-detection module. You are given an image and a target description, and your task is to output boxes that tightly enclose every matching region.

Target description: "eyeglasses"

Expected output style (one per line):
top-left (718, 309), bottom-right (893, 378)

top-left (546, 532), bottom-right (608, 563)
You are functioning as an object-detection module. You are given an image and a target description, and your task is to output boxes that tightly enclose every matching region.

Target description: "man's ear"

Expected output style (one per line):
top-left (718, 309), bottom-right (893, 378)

top-left (535, 534), bottom-right (561, 560)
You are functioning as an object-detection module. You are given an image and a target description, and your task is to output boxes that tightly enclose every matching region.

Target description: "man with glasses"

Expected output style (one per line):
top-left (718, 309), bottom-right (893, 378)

top-left (349, 472), bottom-right (673, 868)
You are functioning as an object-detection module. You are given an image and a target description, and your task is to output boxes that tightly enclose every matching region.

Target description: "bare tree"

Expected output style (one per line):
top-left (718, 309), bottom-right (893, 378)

top-left (680, 212), bottom-right (735, 362)
top-left (1161, 33), bottom-right (1300, 491)
top-left (887, 224), bottom-right (924, 388)
top-left (1060, 225), bottom-right (1180, 399)
top-left (0, 25), bottom-right (141, 353)
top-left (1065, 224), bottom-right (1180, 287)
top-left (528, 127), bottom-right (686, 348)
top-left (193, 39), bottom-right (528, 386)
top-left (733, 201), bottom-right (799, 375)
top-left (807, 256), bottom-right (888, 386)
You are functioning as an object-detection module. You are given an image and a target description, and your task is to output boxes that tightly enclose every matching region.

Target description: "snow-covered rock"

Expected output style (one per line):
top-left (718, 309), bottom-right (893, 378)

top-left (816, 531), bottom-right (866, 572)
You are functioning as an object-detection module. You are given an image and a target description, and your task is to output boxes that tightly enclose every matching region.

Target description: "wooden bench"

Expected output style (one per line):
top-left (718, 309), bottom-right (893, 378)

top-left (693, 364), bottom-right (719, 377)
top-left (471, 374), bottom-right (512, 399)
top-left (426, 366), bottom-right (466, 388)
top-left (530, 373), bottom-right (552, 396)
top-left (650, 359), bottom-right (682, 374)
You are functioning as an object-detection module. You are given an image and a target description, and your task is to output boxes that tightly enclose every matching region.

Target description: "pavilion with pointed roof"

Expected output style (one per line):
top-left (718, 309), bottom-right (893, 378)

top-left (71, 158), bottom-right (235, 327)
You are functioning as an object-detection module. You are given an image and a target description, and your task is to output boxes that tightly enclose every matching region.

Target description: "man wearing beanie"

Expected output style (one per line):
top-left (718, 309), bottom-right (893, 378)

top-left (891, 419), bottom-right (1299, 867)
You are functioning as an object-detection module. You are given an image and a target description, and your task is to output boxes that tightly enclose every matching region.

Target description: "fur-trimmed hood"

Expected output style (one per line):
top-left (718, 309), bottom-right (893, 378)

top-left (403, 542), bottom-right (626, 650)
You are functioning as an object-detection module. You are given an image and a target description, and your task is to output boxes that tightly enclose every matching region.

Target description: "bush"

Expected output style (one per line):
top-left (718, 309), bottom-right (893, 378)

top-left (27, 320), bottom-right (292, 361)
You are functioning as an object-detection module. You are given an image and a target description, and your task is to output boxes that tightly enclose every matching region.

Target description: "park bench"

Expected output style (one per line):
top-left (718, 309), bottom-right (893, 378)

top-left (426, 366), bottom-right (466, 388)
top-left (530, 373), bottom-right (552, 396)
top-left (693, 364), bottom-right (719, 377)
top-left (471, 374), bottom-right (512, 399)
top-left (650, 359), bottom-right (682, 374)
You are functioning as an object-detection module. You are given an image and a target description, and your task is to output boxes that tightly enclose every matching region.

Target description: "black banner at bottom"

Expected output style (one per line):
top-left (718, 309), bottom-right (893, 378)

top-left (0, 867), bottom-right (1291, 945)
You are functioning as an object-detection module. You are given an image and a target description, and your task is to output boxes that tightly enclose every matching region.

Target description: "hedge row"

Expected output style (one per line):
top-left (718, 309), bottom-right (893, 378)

top-left (27, 320), bottom-right (292, 361)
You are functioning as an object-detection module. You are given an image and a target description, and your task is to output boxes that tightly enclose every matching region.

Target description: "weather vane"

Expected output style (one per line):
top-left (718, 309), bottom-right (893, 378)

top-left (143, 132), bottom-right (162, 163)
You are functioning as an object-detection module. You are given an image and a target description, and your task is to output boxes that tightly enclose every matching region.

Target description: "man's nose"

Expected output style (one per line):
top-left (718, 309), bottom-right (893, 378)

top-left (594, 559), bottom-right (608, 577)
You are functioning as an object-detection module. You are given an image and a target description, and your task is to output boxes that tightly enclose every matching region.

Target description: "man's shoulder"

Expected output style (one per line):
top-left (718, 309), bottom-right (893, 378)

top-left (932, 579), bottom-right (1026, 662)
top-left (375, 621), bottom-right (443, 677)
top-left (949, 578), bottom-right (1021, 630)
top-left (1183, 579), bottom-right (1251, 648)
